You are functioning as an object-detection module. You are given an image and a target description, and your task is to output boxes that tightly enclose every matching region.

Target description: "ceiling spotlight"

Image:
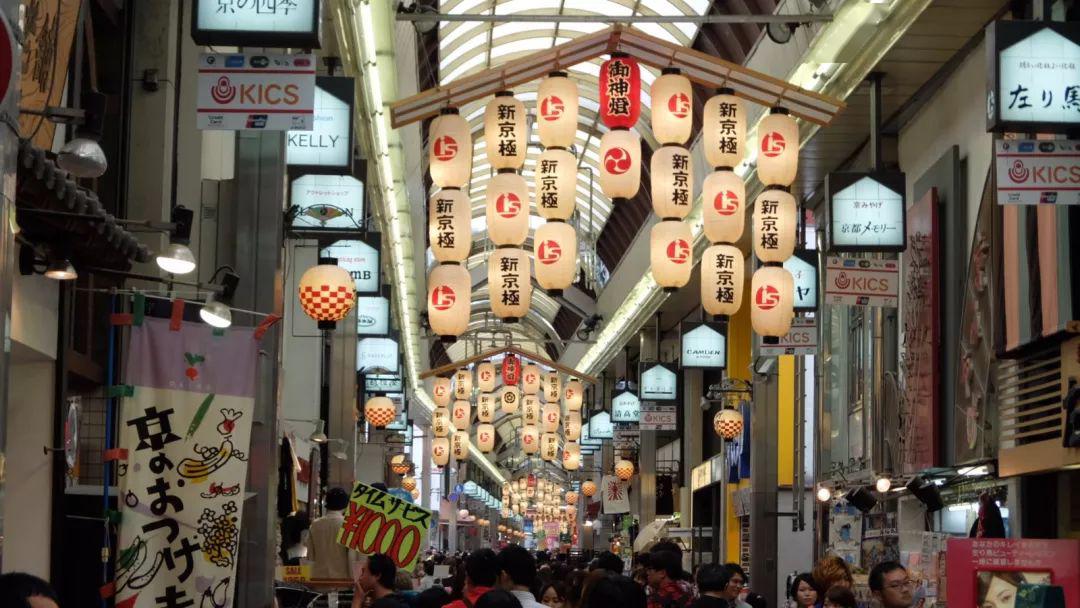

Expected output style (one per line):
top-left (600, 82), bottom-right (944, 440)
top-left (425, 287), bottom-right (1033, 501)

top-left (200, 267), bottom-right (240, 328)
top-left (57, 91), bottom-right (109, 178)
top-left (846, 486), bottom-right (878, 513)
top-left (876, 477), bottom-right (892, 493)
top-left (44, 258), bottom-right (77, 281)
top-left (156, 206), bottom-right (196, 275)
top-left (906, 476), bottom-right (945, 513)
top-left (816, 486), bottom-right (832, 502)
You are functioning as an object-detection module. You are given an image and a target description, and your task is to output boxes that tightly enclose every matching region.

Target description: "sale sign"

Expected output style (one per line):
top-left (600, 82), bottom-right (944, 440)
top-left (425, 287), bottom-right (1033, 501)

top-left (197, 53), bottom-right (315, 131)
top-left (337, 482), bottom-right (433, 572)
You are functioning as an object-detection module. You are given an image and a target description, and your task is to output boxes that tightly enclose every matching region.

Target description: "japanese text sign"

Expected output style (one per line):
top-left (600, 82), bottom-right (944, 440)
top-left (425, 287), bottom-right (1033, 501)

top-left (611, 391), bottom-right (641, 423)
top-left (639, 363), bottom-right (677, 401)
top-left (289, 174), bottom-right (365, 231)
top-left (193, 0), bottom-right (321, 49)
top-left (994, 139), bottom-right (1080, 205)
top-left (599, 55), bottom-right (641, 129)
top-left (946, 538), bottom-right (1079, 608)
top-left (640, 404), bottom-right (678, 431)
top-left (824, 256), bottom-right (899, 308)
top-left (337, 482), bottom-right (433, 572)
top-left (827, 172), bottom-right (906, 252)
top-left (757, 317), bottom-right (817, 356)
top-left (197, 53), bottom-right (315, 131)
top-left (988, 20), bottom-right (1080, 132)
top-left (784, 250), bottom-right (819, 312)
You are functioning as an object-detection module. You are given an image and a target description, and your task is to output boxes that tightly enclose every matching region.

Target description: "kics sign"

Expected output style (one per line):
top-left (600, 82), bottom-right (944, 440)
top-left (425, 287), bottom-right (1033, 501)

top-left (197, 53), bottom-right (315, 131)
top-left (994, 139), bottom-right (1080, 205)
top-left (824, 256), bottom-right (899, 308)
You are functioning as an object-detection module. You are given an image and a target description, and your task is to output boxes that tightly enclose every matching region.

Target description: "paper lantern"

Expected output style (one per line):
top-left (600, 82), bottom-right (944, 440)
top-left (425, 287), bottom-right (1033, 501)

top-left (432, 377), bottom-right (453, 408)
top-left (297, 263), bottom-right (355, 329)
top-left (701, 244), bottom-right (745, 318)
top-left (538, 72), bottom-right (579, 148)
top-left (452, 432), bottom-right (470, 461)
top-left (544, 371), bottom-right (561, 403)
top-left (651, 68), bottom-right (692, 145)
top-left (452, 400), bottom-right (471, 430)
top-left (502, 353), bottom-right (521, 385)
top-left (432, 408), bottom-right (451, 437)
top-left (541, 432), bottom-right (560, 461)
top-left (364, 396), bottom-right (396, 427)
top-left (411, 488), bottom-right (420, 500)
top-left (477, 423), bottom-right (496, 453)
top-left (535, 148), bottom-right (577, 220)
top-left (486, 172), bottom-right (529, 247)
top-left (429, 188), bottom-right (471, 263)
top-left (521, 365), bottom-right (541, 395)
top-left (562, 442), bottom-right (581, 471)
top-left (401, 476), bottom-right (417, 492)
top-left (703, 90), bottom-right (746, 169)
top-left (614, 459), bottom-right (635, 480)
top-left (563, 411), bottom-right (582, 441)
top-left (714, 407), bottom-right (744, 441)
top-left (581, 480), bottom-right (597, 497)
top-left (453, 368), bottom-right (473, 399)
top-left (703, 170), bottom-right (746, 244)
top-left (565, 491), bottom-right (579, 505)
top-left (650, 220), bottom-right (693, 291)
top-left (432, 437), bottom-right (450, 466)
top-left (476, 360), bottom-right (497, 392)
top-left (563, 380), bottom-right (583, 411)
top-left (542, 402), bottom-right (561, 433)
top-left (500, 385), bottom-right (521, 414)
top-left (477, 393), bottom-right (496, 422)
top-left (757, 108), bottom-right (799, 187)
top-left (651, 145), bottom-right (693, 219)
top-left (521, 425), bottom-right (540, 454)
top-left (428, 263), bottom-right (471, 340)
top-left (484, 92), bottom-right (526, 171)
top-left (488, 247), bottom-right (532, 321)
top-left (390, 454), bottom-right (411, 475)
top-left (522, 394), bottom-right (541, 426)
top-left (751, 265), bottom-right (794, 338)
top-left (599, 129), bottom-right (641, 199)
top-left (429, 108), bottom-right (472, 188)
top-left (534, 221), bottom-right (578, 294)
top-left (752, 189), bottom-right (797, 263)
top-left (599, 54), bottom-right (641, 129)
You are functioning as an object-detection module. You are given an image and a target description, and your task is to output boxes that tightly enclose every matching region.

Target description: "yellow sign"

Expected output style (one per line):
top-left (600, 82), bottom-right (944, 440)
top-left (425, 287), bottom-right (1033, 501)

top-left (336, 482), bottom-right (433, 572)
top-left (275, 565), bottom-right (311, 582)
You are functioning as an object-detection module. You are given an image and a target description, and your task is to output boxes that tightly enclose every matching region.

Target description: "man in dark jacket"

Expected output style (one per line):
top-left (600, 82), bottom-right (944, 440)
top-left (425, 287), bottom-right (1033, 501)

top-left (690, 564), bottom-right (732, 608)
top-left (645, 550), bottom-right (692, 608)
top-left (356, 553), bottom-right (408, 608)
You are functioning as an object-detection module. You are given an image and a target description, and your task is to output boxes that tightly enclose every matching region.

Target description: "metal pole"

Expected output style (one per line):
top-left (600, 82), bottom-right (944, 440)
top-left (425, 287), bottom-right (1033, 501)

top-left (868, 73), bottom-right (884, 172)
top-left (397, 12), bottom-right (833, 24)
top-left (718, 444), bottom-right (727, 563)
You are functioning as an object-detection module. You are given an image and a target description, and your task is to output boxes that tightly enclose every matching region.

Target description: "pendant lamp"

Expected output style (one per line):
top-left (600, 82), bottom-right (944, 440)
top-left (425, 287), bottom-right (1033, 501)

top-left (521, 364), bottom-right (541, 396)
top-left (751, 265), bottom-right (795, 341)
top-left (521, 425), bottom-right (540, 455)
top-left (702, 89), bottom-right (746, 170)
top-left (453, 368), bottom-right (473, 400)
top-left (544, 370), bottom-right (561, 403)
top-left (650, 220), bottom-right (693, 292)
top-left (651, 68), bottom-right (692, 145)
top-left (703, 170), bottom-right (746, 244)
top-left (752, 189), bottom-right (797, 263)
top-left (535, 147), bottom-right (577, 221)
top-left (452, 432), bottom-right (470, 461)
top-left (522, 394), bottom-right (541, 426)
top-left (432, 408), bottom-right (451, 437)
top-left (477, 423), bottom-right (496, 453)
top-left (599, 53), bottom-right (641, 129)
top-left (432, 377), bottom-right (453, 408)
top-left (757, 108), bottom-right (799, 187)
top-left (486, 172), bottom-right (529, 247)
top-left (484, 92), bottom-right (526, 171)
top-left (427, 263), bottom-right (470, 341)
top-left (451, 400), bottom-right (471, 431)
top-left (488, 247), bottom-right (532, 322)
top-left (563, 380), bottom-right (583, 411)
top-left (501, 385), bottom-right (521, 414)
top-left (534, 220), bottom-right (577, 295)
top-left (429, 188), bottom-right (471, 263)
top-left (364, 396), bottom-right (396, 428)
top-left (537, 72), bottom-right (579, 148)
top-left (298, 261), bottom-right (355, 330)
top-left (599, 129), bottom-right (641, 200)
top-left (429, 108), bottom-right (472, 189)
top-left (432, 437), bottom-right (450, 466)
top-left (701, 244), bottom-right (745, 319)
top-left (477, 393), bottom-right (496, 422)
top-left (477, 360), bottom-right (496, 392)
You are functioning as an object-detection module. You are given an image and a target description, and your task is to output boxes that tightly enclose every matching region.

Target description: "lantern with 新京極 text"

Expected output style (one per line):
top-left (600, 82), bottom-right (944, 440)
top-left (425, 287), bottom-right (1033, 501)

top-left (534, 221), bottom-right (577, 295)
top-left (752, 189), bottom-right (797, 263)
top-left (702, 89), bottom-right (745, 170)
top-left (535, 148), bottom-right (577, 221)
top-left (651, 68), bottom-right (692, 145)
top-left (484, 92), bottom-right (526, 171)
top-left (522, 394), bottom-right (541, 426)
top-left (538, 72), bottom-right (579, 148)
top-left (544, 371), bottom-right (561, 403)
top-left (429, 108), bottom-right (472, 188)
top-left (429, 188), bottom-right (471, 263)
top-left (477, 393), bottom-right (496, 422)
top-left (651, 145), bottom-right (694, 220)
top-left (541, 432), bottom-right (560, 461)
top-left (757, 108), bottom-right (799, 188)
top-left (563, 411), bottom-right (581, 441)
top-left (651, 220), bottom-right (693, 292)
top-left (453, 368), bottom-right (473, 399)
top-left (701, 244), bottom-right (745, 319)
top-left (452, 432), bottom-right (470, 461)
top-left (432, 407), bottom-right (451, 437)
top-left (488, 247), bottom-right (531, 321)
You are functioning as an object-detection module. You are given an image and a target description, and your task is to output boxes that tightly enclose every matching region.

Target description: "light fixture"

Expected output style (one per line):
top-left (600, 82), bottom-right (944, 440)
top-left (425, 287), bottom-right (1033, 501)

top-left (584, 520), bottom-right (594, 527)
top-left (156, 205), bottom-right (196, 275)
top-left (614, 459), bottom-right (635, 480)
top-left (713, 407), bottom-right (744, 441)
top-left (846, 486), bottom-right (877, 513)
top-left (876, 477), bottom-right (892, 493)
top-left (906, 476), bottom-right (945, 512)
top-left (44, 258), bottom-right (77, 281)
top-left (364, 396), bottom-right (397, 427)
top-left (308, 420), bottom-right (328, 444)
top-left (298, 258), bottom-right (355, 330)
top-left (57, 137), bottom-right (108, 178)
top-left (816, 486), bottom-right (832, 502)
top-left (199, 295), bottom-right (232, 328)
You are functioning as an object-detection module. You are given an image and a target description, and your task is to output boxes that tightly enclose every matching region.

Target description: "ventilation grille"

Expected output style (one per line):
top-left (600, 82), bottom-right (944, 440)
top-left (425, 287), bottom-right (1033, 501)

top-left (997, 347), bottom-right (1063, 448)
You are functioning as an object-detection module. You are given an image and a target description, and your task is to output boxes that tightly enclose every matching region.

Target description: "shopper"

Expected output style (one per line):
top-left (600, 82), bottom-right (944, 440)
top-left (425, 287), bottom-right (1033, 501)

top-left (722, 564), bottom-right (751, 608)
top-left (355, 553), bottom-right (408, 608)
top-left (645, 550), bottom-right (693, 608)
top-left (477, 590), bottom-right (525, 608)
top-left (811, 557), bottom-right (853, 594)
top-left (0, 573), bottom-right (60, 608)
top-left (591, 551), bottom-right (625, 575)
top-left (420, 588), bottom-right (453, 608)
top-left (540, 582), bottom-right (568, 608)
top-left (822, 586), bottom-right (856, 608)
top-left (582, 573), bottom-right (647, 608)
top-left (869, 562), bottom-right (913, 608)
top-left (306, 487), bottom-right (357, 580)
top-left (789, 573), bottom-right (820, 608)
top-left (444, 549), bottom-right (499, 608)
top-left (498, 545), bottom-right (545, 608)
top-left (690, 563), bottom-right (731, 608)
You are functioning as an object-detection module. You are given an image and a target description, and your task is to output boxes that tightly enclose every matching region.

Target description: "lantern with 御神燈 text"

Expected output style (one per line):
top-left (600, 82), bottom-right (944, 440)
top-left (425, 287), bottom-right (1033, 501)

top-left (538, 72), bottom-right (579, 148)
top-left (563, 380), bottom-right (583, 411)
top-left (521, 364), bottom-right (541, 395)
top-left (487, 172), bottom-right (529, 247)
top-left (701, 244), bottom-right (744, 319)
top-left (599, 129), bottom-right (641, 200)
top-left (488, 247), bottom-right (532, 321)
top-left (751, 265), bottom-right (794, 340)
top-left (599, 54), bottom-right (640, 129)
top-left (544, 371), bottom-right (561, 403)
top-left (752, 189), bottom-right (797, 263)
top-left (428, 263), bottom-right (470, 341)
top-left (541, 432), bottom-right (560, 461)
top-left (757, 108), bottom-right (799, 188)
top-left (562, 442), bottom-right (581, 471)
top-left (432, 408), bottom-right (451, 437)
top-left (651, 68), bottom-right (692, 145)
top-left (502, 353), bottom-right (521, 385)
top-left (484, 92), bottom-right (526, 171)
top-left (703, 90), bottom-right (745, 170)
top-left (429, 108), bottom-right (472, 189)
top-left (452, 432), bottom-right (470, 461)
top-left (563, 411), bottom-right (581, 441)
top-left (429, 188), bottom-right (471, 263)
top-left (452, 400), bottom-right (471, 431)
top-left (522, 394), bottom-right (540, 426)
top-left (477, 393), bottom-right (496, 422)
top-left (703, 170), bottom-right (746, 244)
top-left (432, 377), bottom-right (452, 408)
top-left (651, 220), bottom-right (693, 292)
top-left (477, 360), bottom-right (496, 392)
top-left (521, 425), bottom-right (540, 455)
top-left (432, 437), bottom-right (450, 467)
top-left (534, 221), bottom-right (577, 295)
top-left (453, 368), bottom-right (473, 399)
top-left (477, 423), bottom-right (496, 453)
top-left (501, 385), bottom-right (521, 414)
top-left (535, 148), bottom-right (577, 221)
top-left (651, 145), bottom-right (693, 220)
top-left (542, 402), bottom-right (561, 433)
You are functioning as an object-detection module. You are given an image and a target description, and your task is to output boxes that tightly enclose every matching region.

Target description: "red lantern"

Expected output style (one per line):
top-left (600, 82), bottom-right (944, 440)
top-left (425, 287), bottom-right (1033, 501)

top-left (599, 53), bottom-right (641, 129)
top-left (502, 353), bottom-right (521, 385)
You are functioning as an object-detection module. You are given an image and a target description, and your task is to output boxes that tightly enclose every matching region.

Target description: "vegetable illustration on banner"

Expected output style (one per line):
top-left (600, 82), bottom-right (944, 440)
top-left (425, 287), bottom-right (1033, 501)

top-left (337, 481), bottom-right (434, 572)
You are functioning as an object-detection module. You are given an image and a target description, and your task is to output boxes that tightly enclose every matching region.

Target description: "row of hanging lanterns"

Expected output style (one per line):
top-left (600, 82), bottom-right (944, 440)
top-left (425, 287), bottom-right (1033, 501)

top-left (650, 67), bottom-right (694, 292)
top-left (535, 72), bottom-right (580, 297)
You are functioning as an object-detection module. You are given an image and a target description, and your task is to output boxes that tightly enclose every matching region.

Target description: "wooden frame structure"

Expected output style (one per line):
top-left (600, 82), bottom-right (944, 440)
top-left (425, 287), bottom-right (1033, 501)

top-left (420, 345), bottom-right (598, 385)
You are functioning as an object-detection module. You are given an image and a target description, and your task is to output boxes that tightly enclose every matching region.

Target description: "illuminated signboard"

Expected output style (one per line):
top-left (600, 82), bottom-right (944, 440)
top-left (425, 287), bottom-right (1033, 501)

top-left (987, 20), bottom-right (1080, 132)
top-left (290, 174), bottom-right (364, 230)
top-left (826, 172), bottom-right (906, 253)
top-left (355, 294), bottom-right (389, 336)
top-left (357, 336), bottom-right (399, 373)
top-left (287, 77), bottom-right (354, 169)
top-left (611, 391), bottom-right (641, 423)
top-left (784, 250), bottom-right (819, 312)
top-left (588, 412), bottom-right (614, 439)
top-left (192, 0), bottom-right (321, 48)
top-left (320, 236), bottom-right (381, 294)
top-left (639, 363), bottom-right (677, 401)
top-left (364, 374), bottom-right (403, 394)
top-left (680, 322), bottom-right (726, 369)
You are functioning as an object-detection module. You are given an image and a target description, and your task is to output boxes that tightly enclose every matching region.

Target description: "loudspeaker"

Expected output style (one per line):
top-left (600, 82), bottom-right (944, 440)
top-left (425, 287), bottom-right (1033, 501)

top-left (906, 476), bottom-right (944, 512)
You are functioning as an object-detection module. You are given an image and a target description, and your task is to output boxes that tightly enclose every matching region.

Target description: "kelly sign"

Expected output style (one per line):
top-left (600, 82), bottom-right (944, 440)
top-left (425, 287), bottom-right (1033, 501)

top-left (337, 482), bottom-right (433, 572)
top-left (824, 256), bottom-right (899, 308)
top-left (994, 139), bottom-right (1080, 205)
top-left (680, 322), bottom-right (727, 369)
top-left (611, 391), bottom-right (641, 423)
top-left (826, 172), bottom-right (906, 252)
top-left (987, 20), bottom-right (1080, 132)
top-left (287, 77), bottom-right (354, 168)
top-left (640, 363), bottom-right (677, 401)
top-left (197, 53), bottom-right (315, 131)
top-left (758, 317), bottom-right (817, 356)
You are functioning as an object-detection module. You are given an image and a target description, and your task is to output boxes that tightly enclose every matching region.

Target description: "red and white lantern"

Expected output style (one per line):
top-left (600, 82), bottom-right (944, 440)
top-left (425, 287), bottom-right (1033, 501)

top-left (502, 353), bottom-right (521, 385)
top-left (535, 147), bottom-right (577, 221)
top-left (537, 72), bottom-right (579, 148)
top-left (453, 368), bottom-right (473, 399)
top-left (562, 442), bottom-right (581, 471)
top-left (650, 220), bottom-right (693, 291)
top-left (534, 221), bottom-right (577, 294)
top-left (477, 360), bottom-right (496, 392)
top-left (429, 188), bottom-right (471, 263)
top-left (364, 396), bottom-right (396, 428)
top-left (489, 247), bottom-right (531, 321)
top-left (651, 145), bottom-right (694, 220)
top-left (522, 394), bottom-right (541, 426)
top-left (714, 407), bottom-right (744, 441)
top-left (599, 54), bottom-right (641, 129)
top-left (432, 437), bottom-right (450, 466)
top-left (703, 90), bottom-right (746, 169)
top-left (429, 108), bottom-right (472, 189)
top-left (432, 408), bottom-right (451, 437)
top-left (486, 172), bottom-right (529, 247)
top-left (484, 92), bottom-right (526, 171)
top-left (428, 263), bottom-right (470, 341)
top-left (752, 189), bottom-right (797, 263)
top-left (757, 108), bottom-right (799, 187)
top-left (751, 265), bottom-right (794, 338)
top-left (298, 263), bottom-right (355, 329)
top-left (581, 480), bottom-right (597, 497)
top-left (599, 129), bottom-right (641, 200)
top-left (563, 411), bottom-right (582, 442)
top-left (614, 459), bottom-right (635, 480)
top-left (651, 68), bottom-right (692, 145)
top-left (541, 432), bottom-right (560, 461)
top-left (563, 380), bottom-right (583, 411)
top-left (521, 425), bottom-right (540, 455)
top-left (703, 170), bottom-right (746, 244)
top-left (452, 400), bottom-right (471, 431)
top-left (521, 364), bottom-right (541, 395)
top-left (500, 385), bottom-right (521, 415)
top-left (477, 393), bottom-right (496, 423)
top-left (544, 371), bottom-right (561, 403)
top-left (701, 244), bottom-right (745, 318)
top-left (432, 377), bottom-right (453, 408)
top-left (452, 432), bottom-right (470, 461)
top-left (542, 402), bottom-right (561, 434)
top-left (477, 423), bottom-right (496, 453)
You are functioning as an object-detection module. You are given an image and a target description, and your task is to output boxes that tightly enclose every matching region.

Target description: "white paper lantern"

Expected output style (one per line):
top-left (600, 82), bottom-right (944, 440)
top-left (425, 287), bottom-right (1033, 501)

top-left (477, 393), bottom-right (497, 422)
top-left (752, 189), bottom-right (797, 263)
top-left (535, 148), bottom-right (577, 221)
top-left (757, 109), bottom-right (799, 187)
top-left (599, 129), bottom-right (641, 200)
top-left (534, 221), bottom-right (578, 294)
top-left (429, 108), bottom-right (472, 188)
top-left (429, 188), bottom-right (471, 263)
top-left (432, 437), bottom-right (450, 466)
top-left (428, 263), bottom-right (471, 340)
top-left (501, 385), bottom-right (521, 414)
top-left (701, 244), bottom-right (745, 318)
top-left (702, 90), bottom-right (746, 169)
top-left (650, 220), bottom-right (693, 291)
top-left (477, 423), bottom-right (496, 453)
top-left (563, 380), bottom-right (583, 411)
top-left (452, 400), bottom-right (471, 431)
top-left (476, 360), bottom-right (496, 392)
top-left (651, 68), bottom-right (693, 145)
top-left (703, 170), bottom-right (746, 244)
top-left (484, 92), bottom-right (526, 171)
top-left (521, 425), bottom-right (540, 454)
top-left (751, 265), bottom-right (794, 338)
top-left (537, 72), bottom-right (579, 148)
top-left (521, 365), bottom-right (542, 395)
top-left (297, 263), bottom-right (355, 328)
top-left (432, 408), bottom-right (451, 438)
top-left (543, 371), bottom-right (561, 403)
top-left (542, 402), bottom-right (561, 433)
top-left (488, 247), bottom-right (532, 321)
top-left (562, 442), bottom-right (581, 471)
top-left (486, 172), bottom-right (529, 247)
top-left (452, 432), bottom-right (470, 461)
top-left (522, 394), bottom-right (541, 426)
top-left (364, 396), bottom-right (396, 427)
top-left (563, 411), bottom-right (582, 441)
top-left (651, 145), bottom-right (693, 220)
top-left (541, 432), bottom-right (560, 461)
top-left (453, 368), bottom-right (473, 400)
top-left (432, 377), bottom-right (453, 408)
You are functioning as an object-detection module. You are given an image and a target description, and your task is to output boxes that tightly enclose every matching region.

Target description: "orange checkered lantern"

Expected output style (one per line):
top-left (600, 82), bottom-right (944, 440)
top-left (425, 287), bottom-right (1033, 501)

top-left (565, 491), bottom-right (578, 505)
top-left (401, 476), bottom-right (417, 492)
top-left (298, 262), bottom-right (355, 329)
top-left (581, 480), bottom-right (597, 497)
top-left (713, 407), bottom-right (744, 441)
top-left (614, 459), bottom-right (635, 481)
top-left (390, 454), bottom-right (411, 475)
top-left (364, 396), bottom-right (396, 427)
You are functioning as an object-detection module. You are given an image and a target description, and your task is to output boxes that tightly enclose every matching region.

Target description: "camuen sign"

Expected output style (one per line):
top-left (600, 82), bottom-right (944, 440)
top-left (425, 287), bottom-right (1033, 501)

top-left (680, 322), bottom-right (726, 369)
top-left (287, 77), bottom-right (354, 168)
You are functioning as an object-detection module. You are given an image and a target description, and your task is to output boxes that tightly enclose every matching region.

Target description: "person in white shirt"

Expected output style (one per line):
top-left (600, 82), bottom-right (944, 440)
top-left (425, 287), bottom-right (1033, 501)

top-left (498, 545), bottom-right (546, 608)
top-left (305, 487), bottom-right (358, 581)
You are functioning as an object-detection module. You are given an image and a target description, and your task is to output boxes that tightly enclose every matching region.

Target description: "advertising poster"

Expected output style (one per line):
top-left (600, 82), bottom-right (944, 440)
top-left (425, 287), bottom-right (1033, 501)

top-left (197, 53), bottom-right (315, 131)
top-left (337, 482), bottom-right (434, 572)
top-left (946, 538), bottom-right (1080, 608)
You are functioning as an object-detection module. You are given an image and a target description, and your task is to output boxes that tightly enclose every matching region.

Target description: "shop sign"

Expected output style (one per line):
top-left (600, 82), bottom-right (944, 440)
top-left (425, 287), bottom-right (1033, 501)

top-left (320, 235), bottom-right (381, 294)
top-left (640, 404), bottom-right (677, 431)
top-left (337, 481), bottom-right (433, 572)
top-left (824, 256), bottom-right (899, 308)
top-left (613, 429), bottom-right (639, 451)
top-left (758, 317), bottom-right (817, 356)
top-left (994, 139), bottom-right (1080, 205)
top-left (709, 453), bottom-right (727, 485)
top-left (691, 460), bottom-right (713, 491)
top-left (987, 20), bottom-right (1080, 132)
top-left (355, 294), bottom-right (389, 336)
top-left (192, 0), bottom-right (321, 48)
top-left (356, 336), bottom-right (399, 373)
top-left (275, 565), bottom-right (311, 582)
top-left (364, 373), bottom-right (402, 394)
top-left (580, 423), bottom-right (603, 448)
top-left (680, 322), bottom-right (726, 369)
top-left (639, 363), bottom-right (677, 401)
top-left (826, 172), bottom-right (906, 252)
top-left (197, 53), bottom-right (315, 131)
top-left (784, 249), bottom-right (819, 312)
top-left (611, 391), bottom-right (641, 423)
top-left (588, 411), bottom-right (614, 439)
top-left (290, 174), bottom-right (365, 230)
top-left (287, 77), bottom-right (354, 169)
top-left (945, 538), bottom-right (1079, 608)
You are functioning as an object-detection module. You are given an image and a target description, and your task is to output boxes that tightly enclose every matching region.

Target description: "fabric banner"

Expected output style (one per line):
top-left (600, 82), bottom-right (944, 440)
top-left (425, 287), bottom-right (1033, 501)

top-left (116, 317), bottom-right (259, 608)
top-left (337, 481), bottom-right (434, 572)
top-left (601, 475), bottom-right (630, 514)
